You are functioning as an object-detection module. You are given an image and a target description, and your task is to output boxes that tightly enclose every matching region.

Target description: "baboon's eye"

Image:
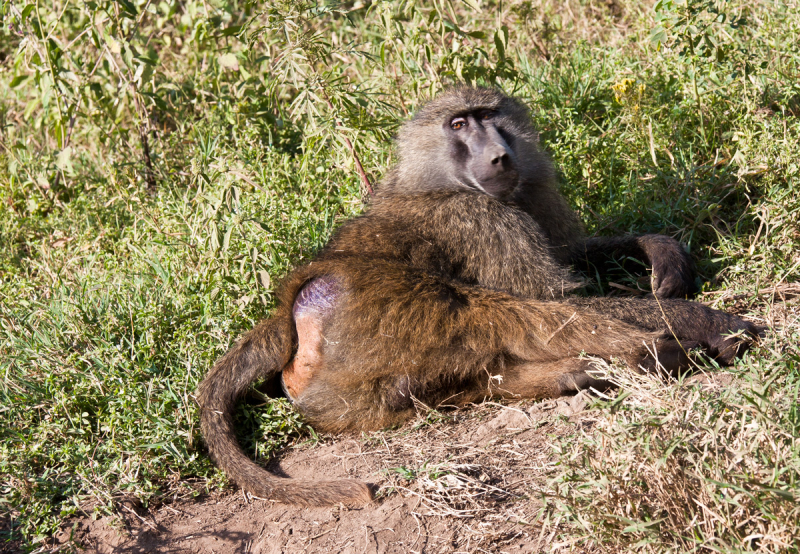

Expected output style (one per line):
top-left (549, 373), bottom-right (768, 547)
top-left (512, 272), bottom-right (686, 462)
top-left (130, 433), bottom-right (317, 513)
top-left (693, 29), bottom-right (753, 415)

top-left (479, 110), bottom-right (496, 120)
top-left (450, 117), bottom-right (467, 130)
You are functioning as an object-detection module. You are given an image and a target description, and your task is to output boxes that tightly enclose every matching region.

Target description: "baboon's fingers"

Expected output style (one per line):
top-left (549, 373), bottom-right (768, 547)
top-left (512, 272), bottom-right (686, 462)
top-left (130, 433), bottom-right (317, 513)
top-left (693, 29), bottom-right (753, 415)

top-left (653, 271), bottom-right (696, 299)
top-left (651, 258), bottom-right (697, 299)
top-left (710, 321), bottom-right (761, 365)
top-left (697, 315), bottom-right (760, 365)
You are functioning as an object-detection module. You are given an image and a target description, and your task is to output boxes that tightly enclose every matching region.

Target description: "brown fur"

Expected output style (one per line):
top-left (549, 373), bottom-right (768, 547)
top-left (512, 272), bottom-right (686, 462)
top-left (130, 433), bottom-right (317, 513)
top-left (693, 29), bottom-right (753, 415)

top-left (196, 86), bottom-right (757, 507)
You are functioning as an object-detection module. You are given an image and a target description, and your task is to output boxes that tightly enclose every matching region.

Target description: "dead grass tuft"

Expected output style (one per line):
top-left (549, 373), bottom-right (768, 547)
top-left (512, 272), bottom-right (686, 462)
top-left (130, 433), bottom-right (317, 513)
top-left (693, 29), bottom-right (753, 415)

top-left (542, 312), bottom-right (800, 553)
top-left (395, 462), bottom-right (513, 518)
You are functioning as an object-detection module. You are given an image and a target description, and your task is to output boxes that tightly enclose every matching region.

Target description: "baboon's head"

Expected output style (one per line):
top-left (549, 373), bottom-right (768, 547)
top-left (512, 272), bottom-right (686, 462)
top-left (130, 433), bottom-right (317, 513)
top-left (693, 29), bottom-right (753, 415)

top-left (383, 86), bottom-right (553, 199)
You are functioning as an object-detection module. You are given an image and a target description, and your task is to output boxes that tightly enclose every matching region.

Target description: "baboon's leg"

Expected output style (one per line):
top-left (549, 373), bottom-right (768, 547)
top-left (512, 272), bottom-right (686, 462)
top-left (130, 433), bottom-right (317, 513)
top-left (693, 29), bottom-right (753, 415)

top-left (334, 270), bottom-right (670, 372)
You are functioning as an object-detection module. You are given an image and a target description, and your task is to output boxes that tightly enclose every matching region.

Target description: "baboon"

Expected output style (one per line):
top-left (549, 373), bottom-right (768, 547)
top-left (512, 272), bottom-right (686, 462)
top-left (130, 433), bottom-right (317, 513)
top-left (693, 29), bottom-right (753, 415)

top-left (197, 86), bottom-right (757, 507)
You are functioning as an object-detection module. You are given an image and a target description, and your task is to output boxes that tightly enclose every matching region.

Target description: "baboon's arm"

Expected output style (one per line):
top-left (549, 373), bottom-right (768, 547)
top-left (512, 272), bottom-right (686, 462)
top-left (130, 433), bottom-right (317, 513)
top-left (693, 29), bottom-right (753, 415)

top-left (566, 296), bottom-right (759, 364)
top-left (196, 312), bottom-right (373, 506)
top-left (571, 234), bottom-right (697, 298)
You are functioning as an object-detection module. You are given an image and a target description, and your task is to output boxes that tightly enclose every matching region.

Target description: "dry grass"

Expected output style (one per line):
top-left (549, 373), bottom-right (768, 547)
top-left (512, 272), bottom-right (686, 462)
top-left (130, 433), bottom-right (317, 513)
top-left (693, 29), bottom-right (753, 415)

top-left (541, 298), bottom-right (800, 552)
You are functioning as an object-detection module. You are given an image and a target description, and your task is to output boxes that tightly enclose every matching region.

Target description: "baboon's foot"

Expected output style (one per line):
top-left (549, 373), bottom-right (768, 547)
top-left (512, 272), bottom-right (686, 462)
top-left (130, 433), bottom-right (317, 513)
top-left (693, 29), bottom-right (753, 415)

top-left (641, 234), bottom-right (698, 299)
top-left (636, 337), bottom-right (698, 377)
top-left (495, 358), bottom-right (614, 400)
top-left (557, 363), bottom-right (616, 396)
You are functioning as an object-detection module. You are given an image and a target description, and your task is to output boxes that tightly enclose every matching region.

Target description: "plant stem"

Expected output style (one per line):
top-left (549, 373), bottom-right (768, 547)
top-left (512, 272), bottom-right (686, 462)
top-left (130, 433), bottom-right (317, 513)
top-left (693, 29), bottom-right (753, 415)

top-left (36, 0), bottom-right (66, 146)
top-left (320, 89), bottom-right (373, 197)
top-left (692, 65), bottom-right (706, 144)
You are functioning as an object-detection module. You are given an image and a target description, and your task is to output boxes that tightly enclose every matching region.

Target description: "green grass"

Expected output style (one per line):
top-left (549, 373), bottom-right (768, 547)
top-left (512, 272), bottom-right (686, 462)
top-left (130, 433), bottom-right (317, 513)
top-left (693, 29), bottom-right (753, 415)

top-left (1, 0), bottom-right (799, 551)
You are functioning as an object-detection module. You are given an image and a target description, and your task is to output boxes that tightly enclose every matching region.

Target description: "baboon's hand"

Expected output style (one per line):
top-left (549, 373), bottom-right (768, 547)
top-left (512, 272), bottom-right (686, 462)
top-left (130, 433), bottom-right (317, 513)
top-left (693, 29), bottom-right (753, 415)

top-left (642, 234), bottom-right (697, 298)
top-left (704, 315), bottom-right (761, 365)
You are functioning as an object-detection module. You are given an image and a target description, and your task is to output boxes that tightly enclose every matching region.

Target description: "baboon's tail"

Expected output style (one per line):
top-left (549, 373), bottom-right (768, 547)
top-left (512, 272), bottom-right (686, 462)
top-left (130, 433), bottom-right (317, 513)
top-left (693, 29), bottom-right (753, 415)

top-left (196, 313), bottom-right (374, 506)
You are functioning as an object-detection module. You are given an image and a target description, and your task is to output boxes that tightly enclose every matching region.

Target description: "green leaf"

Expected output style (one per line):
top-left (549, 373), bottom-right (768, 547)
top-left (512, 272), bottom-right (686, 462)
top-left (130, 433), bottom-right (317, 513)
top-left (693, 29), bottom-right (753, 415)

top-left (141, 91), bottom-right (168, 111)
top-left (649, 26), bottom-right (668, 45)
top-left (117, 0), bottom-right (138, 18)
top-left (9, 75), bottom-right (28, 88)
top-left (220, 25), bottom-right (243, 37)
top-left (55, 147), bottom-right (74, 174)
top-left (53, 121), bottom-right (64, 148)
top-left (494, 27), bottom-right (507, 60)
top-left (137, 48), bottom-right (159, 66)
top-left (222, 226), bottom-right (233, 251)
top-left (442, 19), bottom-right (462, 36)
top-left (21, 4), bottom-right (36, 19)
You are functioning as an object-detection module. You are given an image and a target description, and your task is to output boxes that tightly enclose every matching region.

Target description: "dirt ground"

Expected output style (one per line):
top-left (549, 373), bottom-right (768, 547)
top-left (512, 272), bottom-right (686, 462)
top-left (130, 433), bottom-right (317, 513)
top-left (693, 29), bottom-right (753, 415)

top-left (49, 396), bottom-right (596, 554)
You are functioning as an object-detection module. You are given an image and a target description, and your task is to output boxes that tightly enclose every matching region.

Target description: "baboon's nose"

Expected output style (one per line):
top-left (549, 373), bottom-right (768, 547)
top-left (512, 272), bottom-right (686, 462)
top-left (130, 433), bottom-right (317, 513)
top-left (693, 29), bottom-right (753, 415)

top-left (491, 152), bottom-right (510, 165)
top-left (473, 140), bottom-right (518, 198)
top-left (484, 142), bottom-right (514, 173)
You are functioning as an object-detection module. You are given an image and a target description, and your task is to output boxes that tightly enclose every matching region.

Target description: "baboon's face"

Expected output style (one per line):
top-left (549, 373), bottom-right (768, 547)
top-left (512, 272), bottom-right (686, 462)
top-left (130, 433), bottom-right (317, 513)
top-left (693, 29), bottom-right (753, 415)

top-left (446, 108), bottom-right (519, 198)
top-left (390, 87), bottom-right (541, 199)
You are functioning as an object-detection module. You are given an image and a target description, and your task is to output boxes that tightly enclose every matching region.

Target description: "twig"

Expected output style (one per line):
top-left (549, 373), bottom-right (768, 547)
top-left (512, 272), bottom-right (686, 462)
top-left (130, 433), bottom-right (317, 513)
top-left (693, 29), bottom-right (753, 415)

top-left (126, 0), bottom-right (154, 42)
top-left (307, 528), bottom-right (334, 541)
top-left (545, 312), bottom-right (578, 344)
top-left (136, 112), bottom-right (158, 194)
top-left (111, 2), bottom-right (158, 194)
top-left (701, 283), bottom-right (800, 302)
top-left (320, 92), bottom-right (373, 197)
top-left (608, 281), bottom-right (646, 295)
top-left (121, 503), bottom-right (156, 530)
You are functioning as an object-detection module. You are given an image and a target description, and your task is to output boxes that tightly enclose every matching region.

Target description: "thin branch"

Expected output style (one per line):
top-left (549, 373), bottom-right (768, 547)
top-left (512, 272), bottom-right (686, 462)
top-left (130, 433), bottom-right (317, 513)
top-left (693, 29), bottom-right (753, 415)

top-left (321, 93), bottom-right (373, 197)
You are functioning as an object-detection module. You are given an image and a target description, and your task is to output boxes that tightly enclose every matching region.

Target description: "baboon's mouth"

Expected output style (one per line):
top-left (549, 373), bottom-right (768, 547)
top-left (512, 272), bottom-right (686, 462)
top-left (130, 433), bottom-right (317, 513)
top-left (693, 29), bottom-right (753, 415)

top-left (478, 172), bottom-right (519, 198)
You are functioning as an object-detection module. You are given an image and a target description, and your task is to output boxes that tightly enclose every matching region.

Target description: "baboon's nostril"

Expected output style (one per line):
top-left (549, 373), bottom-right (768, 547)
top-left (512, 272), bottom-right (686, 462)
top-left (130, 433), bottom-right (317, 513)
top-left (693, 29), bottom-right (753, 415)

top-left (492, 153), bottom-right (509, 165)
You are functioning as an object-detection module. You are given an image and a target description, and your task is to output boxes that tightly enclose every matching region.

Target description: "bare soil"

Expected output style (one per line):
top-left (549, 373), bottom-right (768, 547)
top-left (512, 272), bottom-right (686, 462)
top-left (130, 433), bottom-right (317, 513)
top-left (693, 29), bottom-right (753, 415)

top-left (52, 396), bottom-right (596, 554)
